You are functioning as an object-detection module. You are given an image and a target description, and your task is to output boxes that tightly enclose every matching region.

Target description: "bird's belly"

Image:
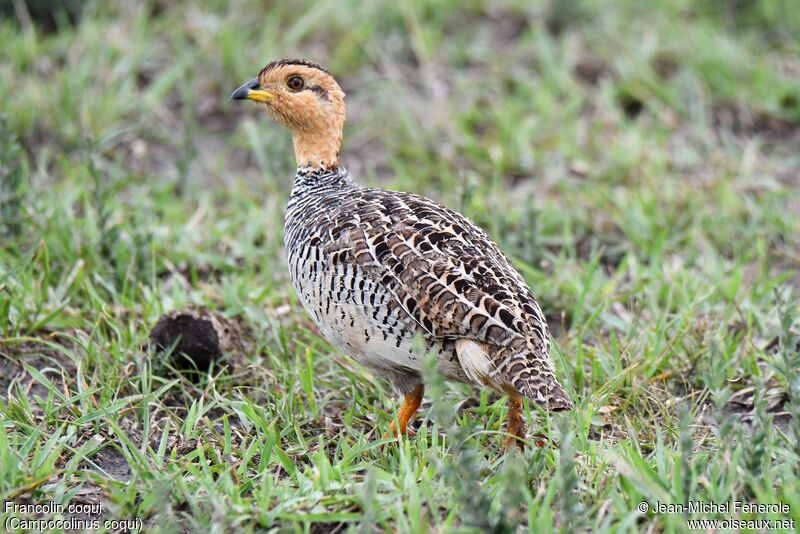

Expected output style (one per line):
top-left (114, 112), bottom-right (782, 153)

top-left (287, 251), bottom-right (428, 370)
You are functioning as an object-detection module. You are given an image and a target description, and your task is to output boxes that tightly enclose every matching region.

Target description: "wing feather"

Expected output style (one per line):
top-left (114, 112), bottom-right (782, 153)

top-left (326, 190), bottom-right (547, 351)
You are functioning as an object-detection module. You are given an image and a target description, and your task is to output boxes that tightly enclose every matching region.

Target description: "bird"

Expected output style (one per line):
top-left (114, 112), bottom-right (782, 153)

top-left (230, 58), bottom-right (573, 449)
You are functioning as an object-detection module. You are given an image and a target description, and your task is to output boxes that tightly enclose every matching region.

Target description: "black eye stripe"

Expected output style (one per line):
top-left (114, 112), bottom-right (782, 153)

top-left (309, 85), bottom-right (329, 101)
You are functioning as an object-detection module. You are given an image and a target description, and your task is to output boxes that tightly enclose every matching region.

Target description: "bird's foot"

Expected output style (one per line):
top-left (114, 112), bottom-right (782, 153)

top-left (503, 432), bottom-right (548, 451)
top-left (500, 431), bottom-right (546, 454)
top-left (530, 432), bottom-right (547, 447)
top-left (382, 421), bottom-right (416, 440)
top-left (502, 434), bottom-right (525, 452)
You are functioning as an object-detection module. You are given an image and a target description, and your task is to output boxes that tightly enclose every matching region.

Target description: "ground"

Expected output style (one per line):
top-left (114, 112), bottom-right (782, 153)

top-left (1, 0), bottom-right (799, 532)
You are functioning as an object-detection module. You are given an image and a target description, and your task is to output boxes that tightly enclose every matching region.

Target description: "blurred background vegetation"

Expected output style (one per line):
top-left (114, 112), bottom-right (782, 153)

top-left (0, 0), bottom-right (798, 531)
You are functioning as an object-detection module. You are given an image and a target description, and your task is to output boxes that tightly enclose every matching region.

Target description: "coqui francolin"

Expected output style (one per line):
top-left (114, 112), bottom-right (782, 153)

top-left (230, 58), bottom-right (574, 449)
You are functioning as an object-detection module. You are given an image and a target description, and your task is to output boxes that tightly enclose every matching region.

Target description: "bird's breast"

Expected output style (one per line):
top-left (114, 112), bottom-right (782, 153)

top-left (284, 215), bottom-right (442, 372)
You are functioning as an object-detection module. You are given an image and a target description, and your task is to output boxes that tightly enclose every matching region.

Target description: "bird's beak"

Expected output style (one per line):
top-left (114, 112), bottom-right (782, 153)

top-left (229, 77), bottom-right (274, 103)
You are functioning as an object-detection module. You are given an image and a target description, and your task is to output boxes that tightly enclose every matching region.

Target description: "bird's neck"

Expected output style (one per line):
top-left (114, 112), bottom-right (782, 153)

top-left (291, 164), bottom-right (352, 195)
top-left (292, 128), bottom-right (342, 171)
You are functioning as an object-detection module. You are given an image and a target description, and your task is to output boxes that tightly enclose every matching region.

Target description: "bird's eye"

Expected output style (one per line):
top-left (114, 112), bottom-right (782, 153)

top-left (286, 76), bottom-right (305, 92)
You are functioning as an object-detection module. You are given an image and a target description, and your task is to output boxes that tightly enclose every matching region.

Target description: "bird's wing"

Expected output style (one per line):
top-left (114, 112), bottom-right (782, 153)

top-left (324, 189), bottom-right (548, 351)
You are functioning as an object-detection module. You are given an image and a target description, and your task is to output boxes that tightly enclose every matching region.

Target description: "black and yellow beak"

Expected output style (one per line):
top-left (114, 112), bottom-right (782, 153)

top-left (229, 77), bottom-right (274, 103)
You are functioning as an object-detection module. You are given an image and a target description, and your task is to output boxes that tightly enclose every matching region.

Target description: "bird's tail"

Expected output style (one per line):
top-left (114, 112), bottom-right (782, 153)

top-left (456, 339), bottom-right (575, 411)
top-left (509, 353), bottom-right (574, 412)
top-left (543, 381), bottom-right (574, 411)
top-left (516, 378), bottom-right (574, 412)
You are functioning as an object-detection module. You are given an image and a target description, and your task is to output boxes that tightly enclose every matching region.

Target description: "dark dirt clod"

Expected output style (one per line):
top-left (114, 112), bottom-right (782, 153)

top-left (150, 305), bottom-right (244, 372)
top-left (152, 313), bottom-right (221, 369)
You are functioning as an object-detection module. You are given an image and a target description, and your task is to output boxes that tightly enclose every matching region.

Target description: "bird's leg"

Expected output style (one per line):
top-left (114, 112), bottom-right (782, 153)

top-left (384, 383), bottom-right (424, 439)
top-left (503, 396), bottom-right (527, 451)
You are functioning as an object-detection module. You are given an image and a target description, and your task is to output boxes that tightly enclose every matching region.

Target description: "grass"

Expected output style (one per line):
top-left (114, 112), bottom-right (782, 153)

top-left (1, 0), bottom-right (799, 531)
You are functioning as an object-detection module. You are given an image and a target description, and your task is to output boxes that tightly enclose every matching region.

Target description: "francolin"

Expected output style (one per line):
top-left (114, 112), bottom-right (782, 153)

top-left (231, 59), bottom-right (573, 449)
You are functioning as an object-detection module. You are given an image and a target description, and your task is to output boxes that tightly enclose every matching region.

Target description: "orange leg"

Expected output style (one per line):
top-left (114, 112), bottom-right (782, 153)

top-left (383, 384), bottom-right (424, 439)
top-left (503, 396), bottom-right (527, 450)
top-left (502, 396), bottom-right (547, 451)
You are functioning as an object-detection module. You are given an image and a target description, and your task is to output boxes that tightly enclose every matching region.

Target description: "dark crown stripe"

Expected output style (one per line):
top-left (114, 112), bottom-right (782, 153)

top-left (259, 58), bottom-right (331, 77)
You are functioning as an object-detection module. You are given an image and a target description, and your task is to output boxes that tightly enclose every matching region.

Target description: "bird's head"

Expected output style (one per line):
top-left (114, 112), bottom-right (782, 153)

top-left (230, 59), bottom-right (346, 171)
